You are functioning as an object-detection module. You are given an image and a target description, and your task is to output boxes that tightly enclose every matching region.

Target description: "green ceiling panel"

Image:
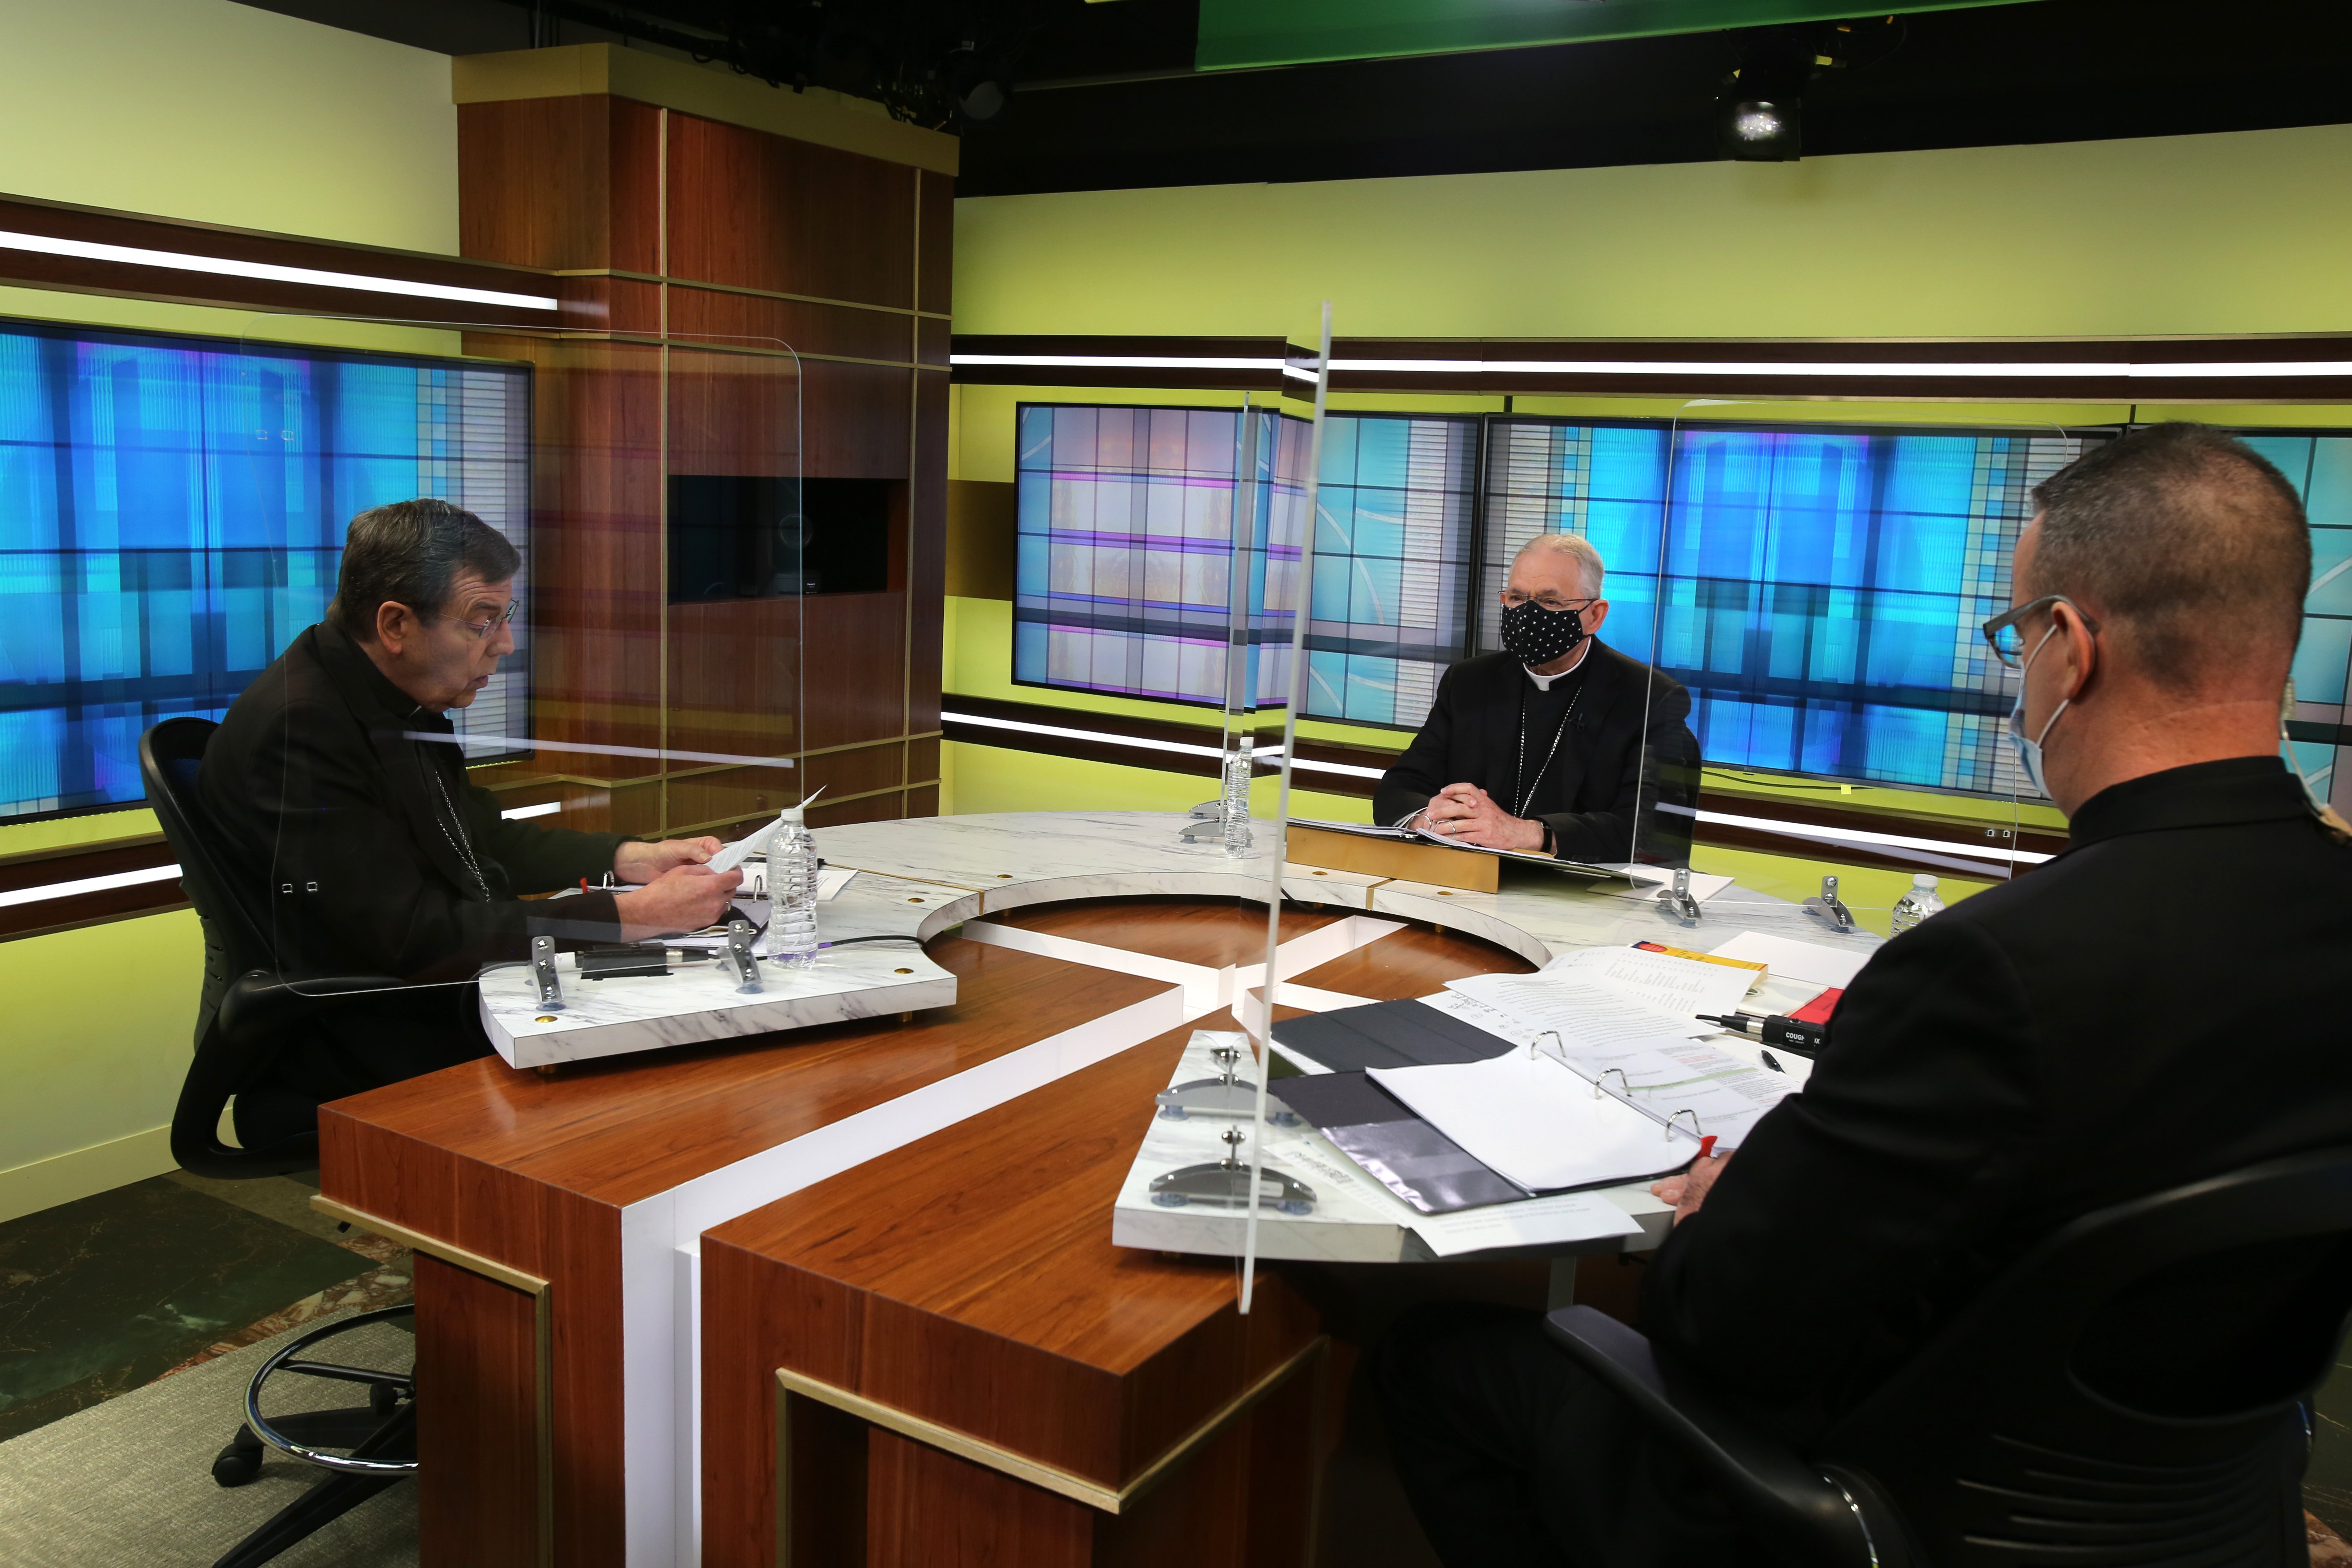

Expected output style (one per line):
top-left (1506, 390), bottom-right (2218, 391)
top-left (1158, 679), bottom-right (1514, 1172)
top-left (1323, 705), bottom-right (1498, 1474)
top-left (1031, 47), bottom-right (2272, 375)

top-left (1196, 0), bottom-right (2037, 71)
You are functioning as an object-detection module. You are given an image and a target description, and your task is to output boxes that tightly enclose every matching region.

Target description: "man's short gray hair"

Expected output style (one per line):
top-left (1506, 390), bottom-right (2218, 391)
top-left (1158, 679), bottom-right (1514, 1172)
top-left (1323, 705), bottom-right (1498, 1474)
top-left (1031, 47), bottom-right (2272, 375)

top-left (1512, 532), bottom-right (1606, 596)
top-left (2029, 424), bottom-right (2308, 690)
top-left (329, 498), bottom-right (520, 644)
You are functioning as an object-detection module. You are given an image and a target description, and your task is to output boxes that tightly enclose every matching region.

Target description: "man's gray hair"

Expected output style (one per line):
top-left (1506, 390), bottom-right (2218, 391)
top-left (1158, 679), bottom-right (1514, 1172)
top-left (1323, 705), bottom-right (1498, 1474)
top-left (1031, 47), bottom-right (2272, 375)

top-left (329, 498), bottom-right (520, 644)
top-left (1512, 532), bottom-right (1606, 596)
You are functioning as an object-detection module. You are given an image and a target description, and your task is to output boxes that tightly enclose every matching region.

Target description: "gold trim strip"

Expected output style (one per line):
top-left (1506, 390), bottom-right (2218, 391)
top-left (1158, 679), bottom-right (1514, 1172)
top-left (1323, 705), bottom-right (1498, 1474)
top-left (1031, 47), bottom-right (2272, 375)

top-left (558, 269), bottom-right (951, 322)
top-left (478, 731), bottom-right (946, 794)
top-left (775, 1335), bottom-right (1325, 1519)
top-left (314, 1194), bottom-right (557, 1566)
top-left (310, 1195), bottom-right (550, 1296)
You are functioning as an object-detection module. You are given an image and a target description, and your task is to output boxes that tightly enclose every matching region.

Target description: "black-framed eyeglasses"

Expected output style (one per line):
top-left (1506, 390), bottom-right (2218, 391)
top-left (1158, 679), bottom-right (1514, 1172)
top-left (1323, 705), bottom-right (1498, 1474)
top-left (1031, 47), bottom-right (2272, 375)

top-left (1499, 590), bottom-right (1599, 614)
top-left (1980, 594), bottom-right (2098, 668)
top-left (452, 600), bottom-right (519, 642)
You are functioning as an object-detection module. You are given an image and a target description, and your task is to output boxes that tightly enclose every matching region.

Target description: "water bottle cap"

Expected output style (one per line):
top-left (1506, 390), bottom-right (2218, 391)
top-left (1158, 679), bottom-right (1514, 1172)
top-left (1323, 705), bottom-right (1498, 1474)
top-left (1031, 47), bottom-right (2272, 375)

top-left (779, 807), bottom-right (803, 826)
top-left (1912, 873), bottom-right (1937, 888)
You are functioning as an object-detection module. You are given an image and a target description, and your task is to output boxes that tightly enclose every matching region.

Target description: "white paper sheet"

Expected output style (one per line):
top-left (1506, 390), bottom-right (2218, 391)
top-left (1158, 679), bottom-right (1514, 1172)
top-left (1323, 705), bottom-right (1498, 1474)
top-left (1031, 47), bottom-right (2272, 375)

top-left (1368, 1052), bottom-right (1695, 1192)
top-left (1408, 1191), bottom-right (1642, 1258)
top-left (1443, 971), bottom-right (1713, 1053)
top-left (1425, 986), bottom-right (1798, 1153)
top-left (1540, 946), bottom-right (1755, 1018)
top-left (817, 865), bottom-right (857, 901)
top-left (708, 810), bottom-right (788, 873)
top-left (1708, 931), bottom-right (1873, 990)
top-left (1550, 1039), bottom-right (1796, 1150)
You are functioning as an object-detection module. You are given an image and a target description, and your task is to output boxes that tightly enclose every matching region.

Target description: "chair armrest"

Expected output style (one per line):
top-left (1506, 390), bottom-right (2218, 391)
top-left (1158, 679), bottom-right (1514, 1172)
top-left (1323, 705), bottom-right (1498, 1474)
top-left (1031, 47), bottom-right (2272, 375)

top-left (217, 970), bottom-right (415, 1047)
top-left (1543, 1307), bottom-right (1894, 1568)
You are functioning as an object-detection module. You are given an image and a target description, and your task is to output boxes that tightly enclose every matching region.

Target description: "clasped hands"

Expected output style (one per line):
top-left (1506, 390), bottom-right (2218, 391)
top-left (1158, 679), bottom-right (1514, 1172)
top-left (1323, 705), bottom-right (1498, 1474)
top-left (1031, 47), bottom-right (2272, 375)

top-left (1414, 782), bottom-right (1548, 853)
top-left (611, 837), bottom-right (742, 939)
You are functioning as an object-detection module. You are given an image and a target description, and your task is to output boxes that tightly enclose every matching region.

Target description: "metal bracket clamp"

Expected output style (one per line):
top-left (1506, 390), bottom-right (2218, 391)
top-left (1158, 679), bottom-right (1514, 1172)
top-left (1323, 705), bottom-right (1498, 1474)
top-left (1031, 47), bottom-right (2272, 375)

top-left (1147, 1126), bottom-right (1317, 1215)
top-left (1655, 866), bottom-right (1703, 925)
top-left (719, 917), bottom-right (763, 995)
top-left (1156, 1042), bottom-right (1300, 1125)
top-left (530, 935), bottom-right (564, 1011)
top-left (1805, 873), bottom-right (1857, 932)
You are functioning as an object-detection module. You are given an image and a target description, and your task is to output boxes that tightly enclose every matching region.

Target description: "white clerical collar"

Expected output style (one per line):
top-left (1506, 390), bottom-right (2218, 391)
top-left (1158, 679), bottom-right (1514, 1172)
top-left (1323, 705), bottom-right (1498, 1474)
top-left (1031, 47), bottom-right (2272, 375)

top-left (1523, 641), bottom-right (1592, 691)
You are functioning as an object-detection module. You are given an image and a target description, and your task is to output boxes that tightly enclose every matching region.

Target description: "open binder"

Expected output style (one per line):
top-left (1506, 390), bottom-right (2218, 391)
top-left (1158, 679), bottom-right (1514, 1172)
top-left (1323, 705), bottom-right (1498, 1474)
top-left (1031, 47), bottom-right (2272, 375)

top-left (1271, 997), bottom-right (1716, 1212)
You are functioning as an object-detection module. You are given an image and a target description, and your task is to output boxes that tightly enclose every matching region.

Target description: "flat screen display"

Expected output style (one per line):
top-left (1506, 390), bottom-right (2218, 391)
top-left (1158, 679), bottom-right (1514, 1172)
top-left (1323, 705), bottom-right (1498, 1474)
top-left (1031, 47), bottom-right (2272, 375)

top-left (0, 318), bottom-right (531, 820)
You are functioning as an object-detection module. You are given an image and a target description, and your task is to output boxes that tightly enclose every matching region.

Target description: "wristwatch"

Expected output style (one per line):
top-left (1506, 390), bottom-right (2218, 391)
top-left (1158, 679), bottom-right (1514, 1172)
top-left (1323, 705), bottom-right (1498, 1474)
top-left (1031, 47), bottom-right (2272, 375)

top-left (1538, 822), bottom-right (1557, 856)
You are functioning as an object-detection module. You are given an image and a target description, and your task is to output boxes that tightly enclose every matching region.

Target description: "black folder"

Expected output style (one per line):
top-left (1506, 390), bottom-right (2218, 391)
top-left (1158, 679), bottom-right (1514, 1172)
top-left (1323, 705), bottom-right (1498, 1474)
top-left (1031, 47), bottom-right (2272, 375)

top-left (1269, 997), bottom-right (1516, 1074)
top-left (1270, 1000), bottom-right (1534, 1214)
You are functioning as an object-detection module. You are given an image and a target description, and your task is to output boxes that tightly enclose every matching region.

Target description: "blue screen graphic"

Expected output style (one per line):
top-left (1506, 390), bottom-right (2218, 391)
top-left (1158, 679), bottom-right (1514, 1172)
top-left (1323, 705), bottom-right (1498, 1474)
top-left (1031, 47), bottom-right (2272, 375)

top-left (0, 320), bottom-right (530, 820)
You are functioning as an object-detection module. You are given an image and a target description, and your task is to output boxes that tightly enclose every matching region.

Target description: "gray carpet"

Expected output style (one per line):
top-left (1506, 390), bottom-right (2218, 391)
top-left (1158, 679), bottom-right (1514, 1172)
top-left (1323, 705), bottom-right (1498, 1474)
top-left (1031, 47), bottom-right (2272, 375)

top-left (0, 1310), bottom-right (416, 1567)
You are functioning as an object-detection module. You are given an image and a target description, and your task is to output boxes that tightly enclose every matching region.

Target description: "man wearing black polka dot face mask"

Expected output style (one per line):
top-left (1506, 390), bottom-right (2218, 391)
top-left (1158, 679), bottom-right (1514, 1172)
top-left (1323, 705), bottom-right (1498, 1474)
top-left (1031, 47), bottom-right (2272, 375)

top-left (1374, 534), bottom-right (1699, 865)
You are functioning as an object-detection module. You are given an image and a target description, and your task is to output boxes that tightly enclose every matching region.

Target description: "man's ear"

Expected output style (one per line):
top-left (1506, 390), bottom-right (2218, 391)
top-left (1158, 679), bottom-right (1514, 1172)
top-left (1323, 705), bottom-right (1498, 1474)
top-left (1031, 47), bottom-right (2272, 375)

top-left (374, 598), bottom-right (412, 654)
top-left (2054, 601), bottom-right (2100, 701)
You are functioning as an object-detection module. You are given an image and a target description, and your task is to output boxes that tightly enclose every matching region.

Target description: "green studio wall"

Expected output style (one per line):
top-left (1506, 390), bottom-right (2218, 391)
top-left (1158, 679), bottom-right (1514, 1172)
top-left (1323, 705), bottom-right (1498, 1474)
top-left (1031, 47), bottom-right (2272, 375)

top-left (0, 0), bottom-right (460, 1219)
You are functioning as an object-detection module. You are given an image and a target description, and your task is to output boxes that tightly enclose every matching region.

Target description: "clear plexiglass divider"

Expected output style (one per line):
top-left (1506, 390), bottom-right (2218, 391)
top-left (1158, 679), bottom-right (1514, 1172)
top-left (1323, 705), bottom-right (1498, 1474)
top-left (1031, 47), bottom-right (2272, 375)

top-left (231, 314), bottom-right (802, 1024)
top-left (1214, 383), bottom-right (2078, 1307)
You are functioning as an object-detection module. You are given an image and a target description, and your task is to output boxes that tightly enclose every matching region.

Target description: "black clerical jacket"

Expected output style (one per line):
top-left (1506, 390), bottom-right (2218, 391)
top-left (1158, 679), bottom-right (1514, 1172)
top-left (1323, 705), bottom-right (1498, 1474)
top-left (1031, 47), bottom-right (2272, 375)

top-left (1373, 642), bottom-right (1700, 864)
top-left (199, 621), bottom-right (630, 987)
top-left (1644, 757), bottom-right (2352, 1445)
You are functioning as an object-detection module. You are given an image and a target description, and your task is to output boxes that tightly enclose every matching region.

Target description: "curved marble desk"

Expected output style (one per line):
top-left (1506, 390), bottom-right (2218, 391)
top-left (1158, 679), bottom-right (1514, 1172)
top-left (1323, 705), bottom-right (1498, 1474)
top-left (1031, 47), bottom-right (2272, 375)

top-left (399, 811), bottom-right (1880, 1567)
top-left (817, 808), bottom-right (1878, 966)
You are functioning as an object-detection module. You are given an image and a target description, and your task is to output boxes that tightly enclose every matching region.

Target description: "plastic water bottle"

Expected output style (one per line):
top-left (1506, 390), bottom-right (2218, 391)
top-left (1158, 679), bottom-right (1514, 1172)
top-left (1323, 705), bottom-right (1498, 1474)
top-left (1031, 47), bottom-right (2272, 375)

top-left (1890, 873), bottom-right (1945, 935)
top-left (767, 806), bottom-right (820, 964)
top-left (1221, 742), bottom-right (1253, 857)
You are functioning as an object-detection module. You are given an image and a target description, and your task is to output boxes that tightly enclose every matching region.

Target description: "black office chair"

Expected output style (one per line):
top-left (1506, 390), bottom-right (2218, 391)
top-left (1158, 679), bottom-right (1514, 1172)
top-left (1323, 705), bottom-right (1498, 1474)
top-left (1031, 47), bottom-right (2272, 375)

top-left (140, 717), bottom-right (420, 1568)
top-left (1546, 1147), bottom-right (2352, 1568)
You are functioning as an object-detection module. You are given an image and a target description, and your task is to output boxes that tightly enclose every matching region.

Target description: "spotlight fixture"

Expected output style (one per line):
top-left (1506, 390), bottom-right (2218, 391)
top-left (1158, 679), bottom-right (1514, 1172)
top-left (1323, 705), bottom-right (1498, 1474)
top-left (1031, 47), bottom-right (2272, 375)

top-left (1715, 23), bottom-right (1819, 162)
top-left (1718, 96), bottom-right (1803, 161)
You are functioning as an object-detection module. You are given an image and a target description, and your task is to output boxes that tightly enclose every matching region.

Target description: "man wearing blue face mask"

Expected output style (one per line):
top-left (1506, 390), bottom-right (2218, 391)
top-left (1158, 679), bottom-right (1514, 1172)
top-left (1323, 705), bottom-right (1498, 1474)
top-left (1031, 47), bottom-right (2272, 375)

top-left (1372, 423), bottom-right (2352, 1568)
top-left (1373, 533), bottom-right (1701, 865)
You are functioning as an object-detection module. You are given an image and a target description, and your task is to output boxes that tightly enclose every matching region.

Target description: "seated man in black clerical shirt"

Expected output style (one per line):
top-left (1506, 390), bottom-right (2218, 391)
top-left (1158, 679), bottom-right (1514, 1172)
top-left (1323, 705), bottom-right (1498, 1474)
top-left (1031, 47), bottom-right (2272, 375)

top-left (1372, 425), bottom-right (2352, 1568)
top-left (1373, 532), bottom-right (1699, 866)
top-left (200, 499), bottom-right (743, 1139)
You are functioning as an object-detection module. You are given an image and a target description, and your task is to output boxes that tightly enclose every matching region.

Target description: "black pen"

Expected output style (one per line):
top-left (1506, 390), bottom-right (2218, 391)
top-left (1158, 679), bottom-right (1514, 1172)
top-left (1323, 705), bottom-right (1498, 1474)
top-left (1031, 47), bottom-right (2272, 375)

top-left (1760, 1049), bottom-right (1784, 1073)
top-left (1696, 1012), bottom-right (1825, 1058)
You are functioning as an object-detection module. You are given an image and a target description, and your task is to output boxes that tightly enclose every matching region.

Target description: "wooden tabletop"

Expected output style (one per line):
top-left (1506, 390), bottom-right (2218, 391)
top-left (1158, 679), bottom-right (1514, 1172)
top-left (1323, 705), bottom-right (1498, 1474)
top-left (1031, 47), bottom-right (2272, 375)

top-left (697, 898), bottom-right (1539, 1566)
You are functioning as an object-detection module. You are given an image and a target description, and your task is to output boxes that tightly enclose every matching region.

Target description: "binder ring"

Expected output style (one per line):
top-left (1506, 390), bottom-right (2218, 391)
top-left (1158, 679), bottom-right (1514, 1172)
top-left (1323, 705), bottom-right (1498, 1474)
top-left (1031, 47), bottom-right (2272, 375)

top-left (1664, 1108), bottom-right (1704, 1141)
top-left (1530, 1029), bottom-right (1563, 1061)
top-left (1593, 1067), bottom-right (1631, 1100)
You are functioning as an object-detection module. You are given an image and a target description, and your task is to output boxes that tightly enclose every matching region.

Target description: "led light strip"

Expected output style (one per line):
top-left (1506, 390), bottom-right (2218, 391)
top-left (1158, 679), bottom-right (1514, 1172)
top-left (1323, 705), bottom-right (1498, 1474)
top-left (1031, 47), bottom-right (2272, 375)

top-left (951, 353), bottom-right (1322, 384)
top-left (1334, 357), bottom-right (2352, 381)
top-left (0, 862), bottom-right (182, 910)
top-left (940, 709), bottom-right (1387, 778)
top-left (1693, 805), bottom-right (2052, 864)
top-left (951, 351), bottom-right (2352, 383)
top-left (501, 800), bottom-right (563, 821)
top-left (0, 229), bottom-right (559, 312)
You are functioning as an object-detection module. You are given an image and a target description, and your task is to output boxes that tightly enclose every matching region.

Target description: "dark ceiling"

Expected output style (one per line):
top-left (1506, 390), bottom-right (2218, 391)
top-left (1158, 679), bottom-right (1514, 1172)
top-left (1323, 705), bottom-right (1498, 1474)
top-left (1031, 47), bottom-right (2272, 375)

top-left (236, 0), bottom-right (2352, 196)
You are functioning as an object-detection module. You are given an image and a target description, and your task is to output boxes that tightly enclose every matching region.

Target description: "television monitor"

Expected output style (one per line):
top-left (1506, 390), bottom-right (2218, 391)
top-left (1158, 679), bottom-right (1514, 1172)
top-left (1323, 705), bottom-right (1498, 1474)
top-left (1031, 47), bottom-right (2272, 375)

top-left (0, 317), bottom-right (531, 820)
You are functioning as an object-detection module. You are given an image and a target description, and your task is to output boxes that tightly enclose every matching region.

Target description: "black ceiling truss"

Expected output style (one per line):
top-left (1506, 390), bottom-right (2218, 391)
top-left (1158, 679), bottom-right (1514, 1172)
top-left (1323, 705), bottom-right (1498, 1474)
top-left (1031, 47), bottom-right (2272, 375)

top-left (234, 0), bottom-right (2352, 194)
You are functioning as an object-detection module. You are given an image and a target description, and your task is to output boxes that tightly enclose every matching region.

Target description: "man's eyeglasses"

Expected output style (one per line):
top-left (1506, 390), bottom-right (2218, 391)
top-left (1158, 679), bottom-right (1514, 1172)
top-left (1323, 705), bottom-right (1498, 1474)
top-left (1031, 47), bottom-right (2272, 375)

top-left (1980, 594), bottom-right (2098, 668)
top-left (452, 600), bottom-right (519, 642)
top-left (1499, 590), bottom-right (1599, 614)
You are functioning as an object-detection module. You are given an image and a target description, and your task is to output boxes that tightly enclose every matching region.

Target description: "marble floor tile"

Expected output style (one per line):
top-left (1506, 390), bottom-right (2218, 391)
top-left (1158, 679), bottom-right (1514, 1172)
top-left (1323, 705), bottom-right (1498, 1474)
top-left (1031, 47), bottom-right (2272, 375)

top-left (0, 1176), bottom-right (379, 1443)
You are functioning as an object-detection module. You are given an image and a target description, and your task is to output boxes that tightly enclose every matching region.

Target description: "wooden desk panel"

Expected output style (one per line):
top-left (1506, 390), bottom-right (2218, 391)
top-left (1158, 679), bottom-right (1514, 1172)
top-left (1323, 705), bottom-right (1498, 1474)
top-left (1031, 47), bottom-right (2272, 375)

top-left (702, 1009), bottom-right (1325, 1568)
top-left (319, 930), bottom-right (1174, 1568)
